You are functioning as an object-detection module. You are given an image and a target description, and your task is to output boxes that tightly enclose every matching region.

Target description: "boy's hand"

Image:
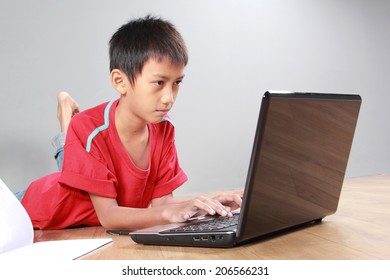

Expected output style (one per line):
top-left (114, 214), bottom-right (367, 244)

top-left (161, 190), bottom-right (243, 223)
top-left (211, 190), bottom-right (243, 212)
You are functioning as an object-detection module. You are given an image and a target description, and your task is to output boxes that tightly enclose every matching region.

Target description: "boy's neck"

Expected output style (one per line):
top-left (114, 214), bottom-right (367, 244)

top-left (114, 101), bottom-right (150, 169)
top-left (115, 100), bottom-right (148, 136)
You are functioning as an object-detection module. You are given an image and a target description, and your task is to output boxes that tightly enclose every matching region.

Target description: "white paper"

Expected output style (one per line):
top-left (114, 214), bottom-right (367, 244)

top-left (0, 178), bottom-right (34, 254)
top-left (0, 178), bottom-right (112, 260)
top-left (0, 238), bottom-right (112, 261)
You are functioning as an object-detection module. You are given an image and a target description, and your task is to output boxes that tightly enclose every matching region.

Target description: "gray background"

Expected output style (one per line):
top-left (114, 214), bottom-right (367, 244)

top-left (0, 0), bottom-right (389, 195)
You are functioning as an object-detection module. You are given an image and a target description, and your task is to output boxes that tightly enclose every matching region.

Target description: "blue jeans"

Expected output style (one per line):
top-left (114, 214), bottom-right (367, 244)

top-left (15, 132), bottom-right (66, 201)
top-left (52, 132), bottom-right (66, 171)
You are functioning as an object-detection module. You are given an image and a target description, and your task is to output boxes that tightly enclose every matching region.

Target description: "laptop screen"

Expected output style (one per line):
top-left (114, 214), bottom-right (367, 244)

top-left (237, 92), bottom-right (361, 243)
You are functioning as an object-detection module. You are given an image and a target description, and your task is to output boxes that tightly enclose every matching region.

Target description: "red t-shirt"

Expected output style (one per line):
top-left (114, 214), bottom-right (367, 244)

top-left (21, 99), bottom-right (188, 229)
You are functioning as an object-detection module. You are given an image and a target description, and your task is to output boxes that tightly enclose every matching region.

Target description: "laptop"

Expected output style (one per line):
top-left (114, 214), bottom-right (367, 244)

top-left (128, 91), bottom-right (362, 248)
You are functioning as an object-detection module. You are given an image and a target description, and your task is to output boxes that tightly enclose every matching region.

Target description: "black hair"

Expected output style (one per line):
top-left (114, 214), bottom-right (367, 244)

top-left (109, 15), bottom-right (188, 85)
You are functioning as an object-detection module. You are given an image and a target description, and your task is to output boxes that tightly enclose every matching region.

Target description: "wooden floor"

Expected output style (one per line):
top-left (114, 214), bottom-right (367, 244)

top-left (33, 175), bottom-right (390, 260)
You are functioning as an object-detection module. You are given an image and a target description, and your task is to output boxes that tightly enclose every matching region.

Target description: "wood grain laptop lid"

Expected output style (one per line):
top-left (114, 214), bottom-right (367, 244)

top-left (236, 91), bottom-right (361, 244)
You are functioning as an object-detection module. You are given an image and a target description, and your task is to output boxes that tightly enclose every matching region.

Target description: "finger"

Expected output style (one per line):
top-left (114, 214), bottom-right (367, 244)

top-left (205, 199), bottom-right (233, 217)
top-left (214, 193), bottom-right (243, 209)
top-left (191, 196), bottom-right (232, 217)
top-left (231, 193), bottom-right (243, 208)
top-left (180, 207), bottom-right (199, 221)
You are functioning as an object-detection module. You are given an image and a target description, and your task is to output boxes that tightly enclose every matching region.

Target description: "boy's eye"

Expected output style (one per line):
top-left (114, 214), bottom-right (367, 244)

top-left (153, 80), bottom-right (183, 87)
top-left (154, 81), bottom-right (164, 86)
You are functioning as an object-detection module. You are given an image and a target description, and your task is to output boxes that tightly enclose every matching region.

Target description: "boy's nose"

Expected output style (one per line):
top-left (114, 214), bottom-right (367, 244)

top-left (161, 90), bottom-right (174, 105)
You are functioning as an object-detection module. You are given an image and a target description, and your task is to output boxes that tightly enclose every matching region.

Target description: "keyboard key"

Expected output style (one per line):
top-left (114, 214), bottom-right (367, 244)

top-left (161, 214), bottom-right (239, 233)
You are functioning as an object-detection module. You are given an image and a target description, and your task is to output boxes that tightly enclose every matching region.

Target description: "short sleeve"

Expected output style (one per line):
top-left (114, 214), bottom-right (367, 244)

top-left (152, 135), bottom-right (188, 199)
top-left (58, 140), bottom-right (117, 198)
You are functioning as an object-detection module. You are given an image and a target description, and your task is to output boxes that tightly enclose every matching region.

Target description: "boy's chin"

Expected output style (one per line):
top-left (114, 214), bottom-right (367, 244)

top-left (148, 116), bottom-right (165, 124)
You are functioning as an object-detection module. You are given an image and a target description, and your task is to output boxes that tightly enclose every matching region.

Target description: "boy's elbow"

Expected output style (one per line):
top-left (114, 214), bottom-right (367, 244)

top-left (98, 216), bottom-right (114, 230)
top-left (95, 207), bottom-right (122, 230)
top-left (89, 193), bottom-right (120, 229)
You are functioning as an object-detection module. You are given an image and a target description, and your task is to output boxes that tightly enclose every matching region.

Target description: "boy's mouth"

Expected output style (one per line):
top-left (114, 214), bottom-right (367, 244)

top-left (156, 109), bottom-right (170, 115)
top-left (156, 108), bottom-right (170, 113)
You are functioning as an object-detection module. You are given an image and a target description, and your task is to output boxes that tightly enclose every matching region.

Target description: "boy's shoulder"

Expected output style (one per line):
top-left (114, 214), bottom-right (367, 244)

top-left (78, 100), bottom-right (112, 120)
top-left (68, 100), bottom-right (113, 134)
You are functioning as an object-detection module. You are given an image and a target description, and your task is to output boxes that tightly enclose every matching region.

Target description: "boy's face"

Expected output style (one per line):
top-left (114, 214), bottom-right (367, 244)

top-left (119, 56), bottom-right (185, 124)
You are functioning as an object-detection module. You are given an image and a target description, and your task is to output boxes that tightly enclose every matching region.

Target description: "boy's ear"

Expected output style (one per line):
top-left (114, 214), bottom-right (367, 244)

top-left (111, 69), bottom-right (127, 94)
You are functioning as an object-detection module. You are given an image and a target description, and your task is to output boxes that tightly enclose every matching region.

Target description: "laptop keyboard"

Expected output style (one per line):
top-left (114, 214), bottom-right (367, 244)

top-left (160, 213), bottom-right (240, 234)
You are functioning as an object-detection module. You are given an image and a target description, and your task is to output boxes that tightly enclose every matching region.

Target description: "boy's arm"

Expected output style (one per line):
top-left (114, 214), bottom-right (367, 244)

top-left (151, 191), bottom-right (243, 219)
top-left (89, 193), bottom-right (169, 231)
top-left (89, 191), bottom-right (243, 231)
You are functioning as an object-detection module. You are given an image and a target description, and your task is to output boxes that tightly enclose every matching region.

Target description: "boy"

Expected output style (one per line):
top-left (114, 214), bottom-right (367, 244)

top-left (21, 15), bottom-right (242, 231)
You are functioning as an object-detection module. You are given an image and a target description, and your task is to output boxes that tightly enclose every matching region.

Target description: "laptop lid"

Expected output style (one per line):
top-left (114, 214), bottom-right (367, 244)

top-left (236, 91), bottom-right (361, 244)
top-left (129, 91), bottom-right (361, 247)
